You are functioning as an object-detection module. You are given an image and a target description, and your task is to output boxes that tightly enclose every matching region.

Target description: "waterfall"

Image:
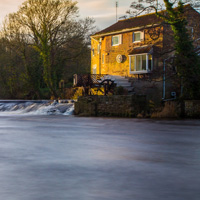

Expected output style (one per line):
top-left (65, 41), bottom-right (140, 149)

top-left (0, 100), bottom-right (74, 115)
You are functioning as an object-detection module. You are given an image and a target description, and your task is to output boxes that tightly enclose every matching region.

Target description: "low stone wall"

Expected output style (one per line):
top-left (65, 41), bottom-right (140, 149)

top-left (74, 96), bottom-right (200, 118)
top-left (74, 95), bottom-right (147, 117)
top-left (184, 100), bottom-right (200, 118)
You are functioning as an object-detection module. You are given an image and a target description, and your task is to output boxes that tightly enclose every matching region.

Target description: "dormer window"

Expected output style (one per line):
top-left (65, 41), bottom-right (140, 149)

top-left (133, 31), bottom-right (144, 42)
top-left (112, 34), bottom-right (122, 46)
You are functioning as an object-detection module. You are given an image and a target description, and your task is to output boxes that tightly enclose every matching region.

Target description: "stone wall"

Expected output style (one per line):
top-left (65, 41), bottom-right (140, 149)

top-left (75, 96), bottom-right (200, 118)
top-left (91, 26), bottom-right (164, 77)
top-left (74, 95), bottom-right (147, 117)
top-left (151, 100), bottom-right (200, 118)
top-left (184, 100), bottom-right (200, 118)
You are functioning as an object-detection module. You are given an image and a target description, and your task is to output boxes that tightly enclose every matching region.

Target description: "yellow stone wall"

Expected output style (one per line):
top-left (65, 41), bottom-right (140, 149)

top-left (91, 26), bottom-right (164, 77)
top-left (91, 39), bottom-right (101, 74)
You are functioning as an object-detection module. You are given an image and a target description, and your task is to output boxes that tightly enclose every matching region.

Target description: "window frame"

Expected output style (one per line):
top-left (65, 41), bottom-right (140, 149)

top-left (112, 34), bottom-right (122, 46)
top-left (129, 53), bottom-right (153, 74)
top-left (133, 31), bottom-right (144, 43)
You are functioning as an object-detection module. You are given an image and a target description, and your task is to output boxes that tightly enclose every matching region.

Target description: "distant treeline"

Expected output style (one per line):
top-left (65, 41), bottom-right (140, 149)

top-left (0, 0), bottom-right (95, 99)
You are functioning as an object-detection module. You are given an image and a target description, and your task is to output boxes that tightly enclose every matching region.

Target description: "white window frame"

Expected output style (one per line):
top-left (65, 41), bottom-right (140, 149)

top-left (129, 53), bottom-right (153, 74)
top-left (112, 34), bottom-right (122, 46)
top-left (133, 31), bottom-right (144, 43)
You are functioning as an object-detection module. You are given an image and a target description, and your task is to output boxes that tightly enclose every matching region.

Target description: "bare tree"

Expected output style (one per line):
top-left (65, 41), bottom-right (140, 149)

top-left (1, 0), bottom-right (95, 98)
top-left (127, 0), bottom-right (200, 17)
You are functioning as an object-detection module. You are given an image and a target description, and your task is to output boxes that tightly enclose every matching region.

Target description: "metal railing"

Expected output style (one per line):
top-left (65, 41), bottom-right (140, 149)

top-left (73, 74), bottom-right (116, 95)
top-left (73, 74), bottom-right (108, 87)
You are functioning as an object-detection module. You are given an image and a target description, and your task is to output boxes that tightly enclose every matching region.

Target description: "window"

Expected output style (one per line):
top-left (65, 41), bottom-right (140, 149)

top-left (186, 26), bottom-right (194, 39)
top-left (148, 54), bottom-right (152, 71)
top-left (129, 54), bottom-right (153, 74)
top-left (97, 44), bottom-right (100, 54)
top-left (92, 48), bottom-right (94, 56)
top-left (133, 31), bottom-right (144, 42)
top-left (92, 64), bottom-right (97, 74)
top-left (112, 34), bottom-right (122, 46)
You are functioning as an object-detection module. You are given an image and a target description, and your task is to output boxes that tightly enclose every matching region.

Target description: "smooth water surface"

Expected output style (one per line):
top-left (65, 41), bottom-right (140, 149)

top-left (0, 115), bottom-right (200, 200)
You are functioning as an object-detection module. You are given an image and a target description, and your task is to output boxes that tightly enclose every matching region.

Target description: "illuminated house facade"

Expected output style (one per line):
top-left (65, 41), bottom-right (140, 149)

top-left (90, 5), bottom-right (200, 79)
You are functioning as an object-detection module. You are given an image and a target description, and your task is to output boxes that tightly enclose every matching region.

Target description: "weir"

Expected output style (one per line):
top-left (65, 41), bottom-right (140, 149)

top-left (0, 100), bottom-right (74, 115)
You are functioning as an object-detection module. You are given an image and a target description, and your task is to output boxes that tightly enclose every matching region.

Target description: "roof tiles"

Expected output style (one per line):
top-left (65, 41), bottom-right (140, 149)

top-left (93, 4), bottom-right (192, 36)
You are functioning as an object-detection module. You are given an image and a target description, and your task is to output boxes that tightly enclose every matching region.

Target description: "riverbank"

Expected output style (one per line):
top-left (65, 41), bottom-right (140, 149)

top-left (74, 95), bottom-right (200, 118)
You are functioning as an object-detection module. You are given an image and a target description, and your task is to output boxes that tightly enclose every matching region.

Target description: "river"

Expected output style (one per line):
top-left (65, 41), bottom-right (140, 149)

top-left (0, 101), bottom-right (199, 200)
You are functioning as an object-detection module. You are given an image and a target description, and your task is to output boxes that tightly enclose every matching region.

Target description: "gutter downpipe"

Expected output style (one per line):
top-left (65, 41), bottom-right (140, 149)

top-left (162, 58), bottom-right (166, 100)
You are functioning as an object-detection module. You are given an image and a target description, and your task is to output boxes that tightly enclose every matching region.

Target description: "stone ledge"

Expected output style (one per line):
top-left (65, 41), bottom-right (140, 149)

top-left (74, 95), bottom-right (147, 117)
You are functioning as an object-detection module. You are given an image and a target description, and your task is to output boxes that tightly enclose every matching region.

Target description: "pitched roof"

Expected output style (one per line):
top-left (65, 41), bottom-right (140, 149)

top-left (93, 4), bottom-right (193, 37)
top-left (95, 13), bottom-right (162, 36)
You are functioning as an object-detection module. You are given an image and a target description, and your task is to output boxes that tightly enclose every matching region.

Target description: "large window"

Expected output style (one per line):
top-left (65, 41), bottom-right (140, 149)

top-left (129, 54), bottom-right (152, 74)
top-left (133, 31), bottom-right (144, 42)
top-left (112, 34), bottom-right (122, 46)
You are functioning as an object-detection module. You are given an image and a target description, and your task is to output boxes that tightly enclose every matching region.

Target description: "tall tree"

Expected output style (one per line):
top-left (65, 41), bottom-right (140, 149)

top-left (1, 0), bottom-right (95, 98)
top-left (1, 14), bottom-right (44, 99)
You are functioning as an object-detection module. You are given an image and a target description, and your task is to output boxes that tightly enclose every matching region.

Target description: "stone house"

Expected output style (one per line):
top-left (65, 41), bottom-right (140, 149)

top-left (90, 5), bottom-right (200, 101)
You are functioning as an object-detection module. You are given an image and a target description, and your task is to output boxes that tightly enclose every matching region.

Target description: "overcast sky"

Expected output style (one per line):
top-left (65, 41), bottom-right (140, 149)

top-left (0, 0), bottom-right (132, 30)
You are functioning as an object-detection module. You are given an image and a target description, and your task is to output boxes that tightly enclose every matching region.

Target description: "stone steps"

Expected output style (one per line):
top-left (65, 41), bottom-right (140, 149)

top-left (110, 75), bottom-right (134, 92)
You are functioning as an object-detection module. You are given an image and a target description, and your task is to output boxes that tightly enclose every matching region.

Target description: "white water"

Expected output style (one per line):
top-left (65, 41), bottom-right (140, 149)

top-left (0, 100), bottom-right (74, 115)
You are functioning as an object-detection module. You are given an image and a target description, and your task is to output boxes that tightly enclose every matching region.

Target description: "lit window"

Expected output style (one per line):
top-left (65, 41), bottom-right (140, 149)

top-left (133, 31), bottom-right (144, 42)
top-left (112, 34), bottom-right (122, 46)
top-left (97, 44), bottom-right (100, 54)
top-left (129, 54), bottom-right (153, 74)
top-left (136, 55), bottom-right (146, 71)
top-left (93, 64), bottom-right (97, 74)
